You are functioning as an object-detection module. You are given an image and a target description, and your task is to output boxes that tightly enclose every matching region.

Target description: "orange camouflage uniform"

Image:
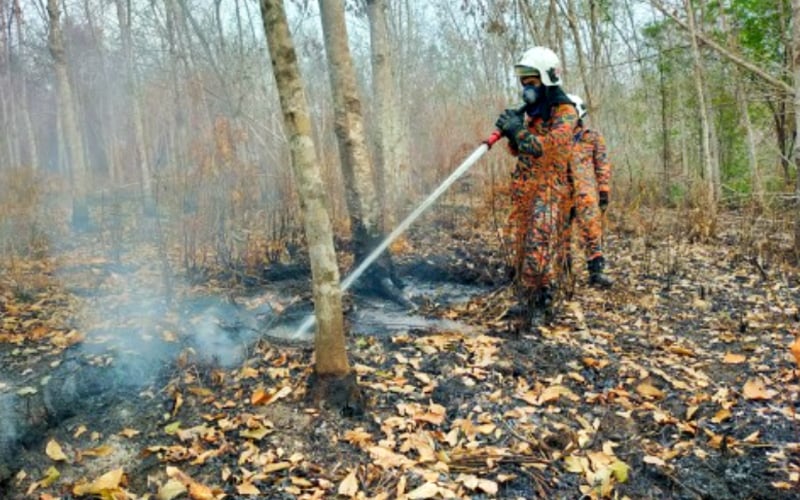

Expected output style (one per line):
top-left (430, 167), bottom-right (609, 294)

top-left (508, 103), bottom-right (578, 291)
top-left (571, 127), bottom-right (611, 260)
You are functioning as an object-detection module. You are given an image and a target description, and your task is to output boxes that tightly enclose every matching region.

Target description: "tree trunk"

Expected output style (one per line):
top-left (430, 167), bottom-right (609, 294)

top-left (792, 0), bottom-right (800, 252)
top-left (738, 86), bottom-right (762, 207)
top-left (366, 0), bottom-right (402, 228)
top-left (258, 0), bottom-right (352, 386)
top-left (48, 0), bottom-right (90, 229)
top-left (658, 49), bottom-right (672, 203)
top-left (13, 0), bottom-right (38, 170)
top-left (0, 70), bottom-right (12, 170)
top-left (115, 0), bottom-right (154, 213)
top-left (19, 76), bottom-right (38, 170)
top-left (0, 5), bottom-right (16, 169)
top-left (318, 0), bottom-right (407, 304)
top-left (685, 0), bottom-right (716, 209)
top-left (563, 0), bottom-right (593, 109)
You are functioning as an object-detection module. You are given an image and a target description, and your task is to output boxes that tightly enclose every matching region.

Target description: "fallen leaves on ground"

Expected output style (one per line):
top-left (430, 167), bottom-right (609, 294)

top-left (2, 210), bottom-right (800, 499)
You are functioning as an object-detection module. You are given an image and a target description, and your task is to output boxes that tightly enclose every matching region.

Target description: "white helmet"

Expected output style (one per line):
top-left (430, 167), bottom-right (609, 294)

top-left (568, 93), bottom-right (587, 119)
top-left (515, 46), bottom-right (562, 86)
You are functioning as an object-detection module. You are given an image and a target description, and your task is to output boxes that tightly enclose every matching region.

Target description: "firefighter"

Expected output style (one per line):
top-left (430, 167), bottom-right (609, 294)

top-left (567, 94), bottom-right (613, 288)
top-left (494, 46), bottom-right (577, 328)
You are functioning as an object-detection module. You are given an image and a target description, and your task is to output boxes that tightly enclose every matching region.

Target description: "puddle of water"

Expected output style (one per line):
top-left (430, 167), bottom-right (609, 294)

top-left (402, 281), bottom-right (487, 305)
top-left (349, 308), bottom-right (477, 336)
top-left (259, 278), bottom-right (485, 342)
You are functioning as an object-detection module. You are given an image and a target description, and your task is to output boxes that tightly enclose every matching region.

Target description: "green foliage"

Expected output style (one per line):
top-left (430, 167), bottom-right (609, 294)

top-left (667, 183), bottom-right (687, 207)
top-left (726, 0), bottom-right (790, 70)
top-left (714, 91), bottom-right (749, 189)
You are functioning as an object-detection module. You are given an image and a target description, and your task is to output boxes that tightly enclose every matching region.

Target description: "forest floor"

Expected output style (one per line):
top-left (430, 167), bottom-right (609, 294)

top-left (1, 204), bottom-right (799, 499)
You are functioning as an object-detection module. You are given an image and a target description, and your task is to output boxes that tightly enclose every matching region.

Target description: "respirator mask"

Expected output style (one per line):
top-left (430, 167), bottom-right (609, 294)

top-left (522, 85), bottom-right (539, 105)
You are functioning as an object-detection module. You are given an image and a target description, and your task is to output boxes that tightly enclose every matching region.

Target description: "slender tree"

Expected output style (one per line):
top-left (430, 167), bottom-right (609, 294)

top-left (259, 0), bottom-right (361, 410)
top-left (562, 0), bottom-right (593, 109)
top-left (14, 0), bottom-right (38, 170)
top-left (685, 0), bottom-right (716, 207)
top-left (47, 0), bottom-right (89, 229)
top-left (318, 0), bottom-right (407, 305)
top-left (114, 0), bottom-right (154, 212)
top-left (792, 0), bottom-right (800, 250)
top-left (366, 0), bottom-right (395, 227)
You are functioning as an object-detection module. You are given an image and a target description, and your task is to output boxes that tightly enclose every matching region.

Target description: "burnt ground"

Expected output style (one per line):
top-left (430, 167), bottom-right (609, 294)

top-left (0, 207), bottom-right (799, 499)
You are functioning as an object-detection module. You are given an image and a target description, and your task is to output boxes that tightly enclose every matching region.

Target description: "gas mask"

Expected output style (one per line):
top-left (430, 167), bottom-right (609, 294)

top-left (522, 85), bottom-right (539, 105)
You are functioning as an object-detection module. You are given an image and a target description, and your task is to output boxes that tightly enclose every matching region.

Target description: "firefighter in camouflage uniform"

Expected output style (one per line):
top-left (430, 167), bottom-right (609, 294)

top-left (567, 94), bottom-right (613, 288)
top-left (495, 46), bottom-right (577, 328)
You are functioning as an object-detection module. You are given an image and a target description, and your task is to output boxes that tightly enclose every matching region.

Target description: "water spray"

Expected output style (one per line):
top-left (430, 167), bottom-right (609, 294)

top-left (292, 119), bottom-right (512, 339)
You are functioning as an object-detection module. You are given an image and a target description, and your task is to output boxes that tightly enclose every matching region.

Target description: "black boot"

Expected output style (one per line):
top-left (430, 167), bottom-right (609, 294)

top-left (588, 256), bottom-right (614, 288)
top-left (503, 298), bottom-right (531, 334)
top-left (529, 286), bottom-right (555, 328)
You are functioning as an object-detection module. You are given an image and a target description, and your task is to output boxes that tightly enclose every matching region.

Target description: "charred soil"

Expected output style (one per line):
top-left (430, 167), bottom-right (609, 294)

top-left (0, 209), bottom-right (799, 499)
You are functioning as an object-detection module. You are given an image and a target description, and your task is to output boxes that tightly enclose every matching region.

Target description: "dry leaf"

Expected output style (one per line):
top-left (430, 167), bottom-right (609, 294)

top-left (188, 482), bottom-right (216, 500)
top-left (119, 428), bottom-right (140, 438)
top-left (240, 366), bottom-right (260, 379)
top-left (166, 466), bottom-right (215, 500)
top-left (407, 482), bottom-right (439, 499)
top-left (711, 408), bottom-right (732, 423)
top-left (723, 352), bottom-right (746, 364)
top-left (81, 445), bottom-right (114, 457)
top-left (477, 478), bottom-right (499, 494)
top-left (251, 386), bottom-right (292, 406)
top-left (262, 462), bottom-right (291, 473)
top-left (337, 469), bottom-right (359, 497)
top-left (46, 439), bottom-right (68, 462)
top-left (72, 468), bottom-right (124, 496)
top-left (743, 430), bottom-right (760, 443)
top-left (669, 345), bottom-right (694, 357)
top-left (742, 378), bottom-right (775, 400)
top-left (635, 382), bottom-right (665, 400)
top-left (236, 482), bottom-right (261, 495)
top-left (157, 479), bottom-right (188, 500)
top-left (564, 455), bottom-right (587, 473)
top-left (172, 392), bottom-right (184, 417)
top-left (643, 455), bottom-right (666, 467)
top-left (538, 385), bottom-right (575, 405)
top-left (250, 388), bottom-right (268, 405)
top-left (343, 428), bottom-right (373, 448)
top-left (368, 446), bottom-right (416, 469)
top-left (239, 426), bottom-right (272, 441)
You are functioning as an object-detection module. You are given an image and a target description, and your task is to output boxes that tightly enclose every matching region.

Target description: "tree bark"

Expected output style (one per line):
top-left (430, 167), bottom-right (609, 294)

top-left (258, 0), bottom-right (351, 379)
top-left (366, 0), bottom-right (391, 227)
top-left (14, 0), bottom-right (38, 170)
top-left (48, 0), bottom-right (90, 229)
top-left (658, 49), bottom-right (672, 203)
top-left (562, 0), bottom-right (593, 109)
top-left (792, 0), bottom-right (800, 251)
top-left (739, 85), bottom-right (762, 206)
top-left (115, 0), bottom-right (154, 213)
top-left (685, 0), bottom-right (716, 209)
top-left (318, 0), bottom-right (407, 304)
top-left (318, 0), bottom-right (380, 242)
